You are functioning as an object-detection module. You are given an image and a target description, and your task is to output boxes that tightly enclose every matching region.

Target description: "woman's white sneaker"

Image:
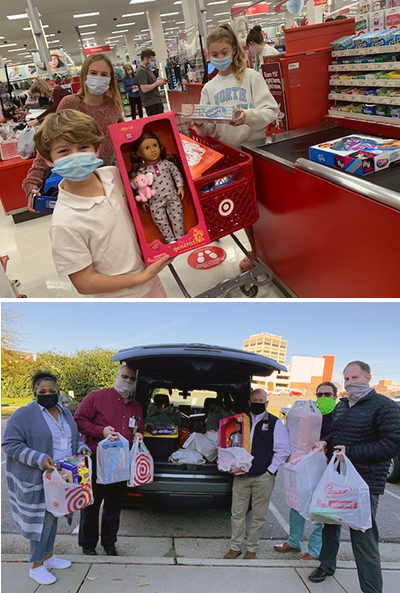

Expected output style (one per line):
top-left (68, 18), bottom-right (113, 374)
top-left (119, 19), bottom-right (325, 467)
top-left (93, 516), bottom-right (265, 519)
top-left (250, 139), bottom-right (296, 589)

top-left (29, 565), bottom-right (57, 585)
top-left (43, 556), bottom-right (72, 569)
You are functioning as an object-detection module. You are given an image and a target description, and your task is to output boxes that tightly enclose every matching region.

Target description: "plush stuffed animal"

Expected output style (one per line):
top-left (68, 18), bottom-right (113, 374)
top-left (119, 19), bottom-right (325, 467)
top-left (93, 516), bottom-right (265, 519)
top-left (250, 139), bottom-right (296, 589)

top-left (131, 172), bottom-right (156, 202)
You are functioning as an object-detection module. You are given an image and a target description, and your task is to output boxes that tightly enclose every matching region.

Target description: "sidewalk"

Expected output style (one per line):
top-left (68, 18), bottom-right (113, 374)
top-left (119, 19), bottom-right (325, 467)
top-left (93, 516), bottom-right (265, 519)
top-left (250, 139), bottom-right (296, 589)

top-left (2, 535), bottom-right (400, 593)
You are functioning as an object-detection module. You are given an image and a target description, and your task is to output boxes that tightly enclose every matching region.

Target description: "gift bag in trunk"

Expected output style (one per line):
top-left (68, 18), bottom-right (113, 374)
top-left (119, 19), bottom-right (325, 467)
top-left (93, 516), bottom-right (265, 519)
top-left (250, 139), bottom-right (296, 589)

top-left (309, 454), bottom-right (372, 532)
top-left (96, 434), bottom-right (131, 484)
top-left (43, 457), bottom-right (93, 517)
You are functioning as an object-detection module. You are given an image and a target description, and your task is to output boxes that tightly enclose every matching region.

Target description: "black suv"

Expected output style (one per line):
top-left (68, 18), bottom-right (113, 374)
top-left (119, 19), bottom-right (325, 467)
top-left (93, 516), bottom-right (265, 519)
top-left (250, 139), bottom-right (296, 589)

top-left (112, 343), bottom-right (286, 508)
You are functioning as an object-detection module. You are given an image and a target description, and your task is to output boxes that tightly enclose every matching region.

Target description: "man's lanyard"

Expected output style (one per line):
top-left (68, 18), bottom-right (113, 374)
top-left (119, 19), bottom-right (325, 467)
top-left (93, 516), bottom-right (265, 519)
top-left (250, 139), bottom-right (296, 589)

top-left (44, 407), bottom-right (65, 437)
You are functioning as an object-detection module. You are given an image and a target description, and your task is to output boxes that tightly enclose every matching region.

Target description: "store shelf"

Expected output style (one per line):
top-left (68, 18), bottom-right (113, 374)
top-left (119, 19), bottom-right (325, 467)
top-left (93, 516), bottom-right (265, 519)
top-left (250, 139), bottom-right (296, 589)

top-left (328, 108), bottom-right (400, 125)
top-left (329, 62), bottom-right (400, 71)
top-left (329, 93), bottom-right (400, 105)
top-left (330, 78), bottom-right (400, 87)
top-left (332, 45), bottom-right (400, 57)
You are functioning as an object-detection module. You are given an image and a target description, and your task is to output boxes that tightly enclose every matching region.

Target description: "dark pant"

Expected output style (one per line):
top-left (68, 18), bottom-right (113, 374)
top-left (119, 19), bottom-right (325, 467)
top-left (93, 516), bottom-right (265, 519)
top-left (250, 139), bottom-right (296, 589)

top-left (129, 95), bottom-right (143, 119)
top-left (145, 102), bottom-right (164, 116)
top-left (319, 493), bottom-right (382, 593)
top-left (79, 453), bottom-right (128, 551)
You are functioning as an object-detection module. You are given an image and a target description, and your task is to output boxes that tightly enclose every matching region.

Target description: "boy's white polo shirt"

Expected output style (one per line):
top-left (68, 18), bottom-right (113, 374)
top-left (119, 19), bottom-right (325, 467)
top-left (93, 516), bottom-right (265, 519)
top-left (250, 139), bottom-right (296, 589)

top-left (50, 166), bottom-right (155, 298)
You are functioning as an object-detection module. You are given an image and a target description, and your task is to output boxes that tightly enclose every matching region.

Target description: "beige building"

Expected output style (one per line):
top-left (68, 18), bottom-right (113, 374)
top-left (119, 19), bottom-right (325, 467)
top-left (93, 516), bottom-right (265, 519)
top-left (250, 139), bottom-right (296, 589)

top-left (243, 333), bottom-right (287, 365)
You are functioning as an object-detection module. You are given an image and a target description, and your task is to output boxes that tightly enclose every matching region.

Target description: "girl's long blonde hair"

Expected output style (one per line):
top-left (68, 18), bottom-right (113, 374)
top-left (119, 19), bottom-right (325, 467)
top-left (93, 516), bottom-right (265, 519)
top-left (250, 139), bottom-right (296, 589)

top-left (78, 53), bottom-right (123, 115)
top-left (207, 22), bottom-right (247, 86)
top-left (29, 78), bottom-right (53, 98)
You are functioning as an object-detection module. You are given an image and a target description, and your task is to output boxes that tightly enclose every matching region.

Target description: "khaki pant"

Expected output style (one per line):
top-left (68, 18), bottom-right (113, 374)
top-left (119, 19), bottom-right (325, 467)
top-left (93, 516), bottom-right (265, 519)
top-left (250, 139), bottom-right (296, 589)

top-left (230, 473), bottom-right (276, 553)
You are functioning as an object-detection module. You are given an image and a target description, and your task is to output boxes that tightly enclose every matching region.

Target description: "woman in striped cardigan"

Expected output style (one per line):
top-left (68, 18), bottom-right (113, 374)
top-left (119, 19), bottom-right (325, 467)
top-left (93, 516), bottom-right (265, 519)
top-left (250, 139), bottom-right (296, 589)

top-left (2, 371), bottom-right (90, 586)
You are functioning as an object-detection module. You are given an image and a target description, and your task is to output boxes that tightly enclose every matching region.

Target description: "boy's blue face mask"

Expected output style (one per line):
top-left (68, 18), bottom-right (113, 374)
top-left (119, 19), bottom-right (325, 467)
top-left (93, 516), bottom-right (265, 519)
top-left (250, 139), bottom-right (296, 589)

top-left (210, 55), bottom-right (233, 72)
top-left (52, 152), bottom-right (103, 182)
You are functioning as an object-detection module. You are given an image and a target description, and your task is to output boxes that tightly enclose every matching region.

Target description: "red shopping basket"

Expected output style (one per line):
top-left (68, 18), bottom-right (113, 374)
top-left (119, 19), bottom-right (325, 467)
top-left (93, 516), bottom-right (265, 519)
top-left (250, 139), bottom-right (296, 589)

top-left (189, 131), bottom-right (258, 242)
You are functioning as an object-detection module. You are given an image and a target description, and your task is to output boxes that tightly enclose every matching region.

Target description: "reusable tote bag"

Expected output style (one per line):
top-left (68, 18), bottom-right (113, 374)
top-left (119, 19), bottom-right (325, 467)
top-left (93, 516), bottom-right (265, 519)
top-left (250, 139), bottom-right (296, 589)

top-left (43, 457), bottom-right (93, 517)
top-left (96, 433), bottom-right (130, 484)
top-left (284, 449), bottom-right (328, 519)
top-left (128, 440), bottom-right (154, 487)
top-left (309, 454), bottom-right (372, 532)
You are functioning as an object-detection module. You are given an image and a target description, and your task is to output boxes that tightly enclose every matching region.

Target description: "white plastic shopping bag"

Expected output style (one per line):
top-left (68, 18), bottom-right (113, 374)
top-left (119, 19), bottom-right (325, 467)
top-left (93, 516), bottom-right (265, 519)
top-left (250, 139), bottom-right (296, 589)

top-left (17, 126), bottom-right (36, 159)
top-left (309, 454), bottom-right (372, 532)
top-left (128, 440), bottom-right (154, 486)
top-left (217, 446), bottom-right (253, 475)
top-left (183, 431), bottom-right (219, 462)
top-left (96, 433), bottom-right (130, 484)
top-left (286, 401), bottom-right (322, 460)
top-left (43, 457), bottom-right (93, 517)
top-left (284, 449), bottom-right (328, 519)
top-left (169, 449), bottom-right (206, 464)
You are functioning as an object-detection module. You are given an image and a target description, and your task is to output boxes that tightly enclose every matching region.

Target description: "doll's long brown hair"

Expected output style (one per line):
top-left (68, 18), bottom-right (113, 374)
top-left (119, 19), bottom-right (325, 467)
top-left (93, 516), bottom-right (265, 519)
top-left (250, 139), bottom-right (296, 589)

top-left (130, 132), bottom-right (180, 179)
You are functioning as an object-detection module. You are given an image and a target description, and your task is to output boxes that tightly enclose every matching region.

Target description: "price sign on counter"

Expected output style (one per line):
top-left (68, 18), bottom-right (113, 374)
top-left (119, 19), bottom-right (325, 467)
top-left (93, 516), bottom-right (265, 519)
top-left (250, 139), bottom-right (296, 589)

top-left (261, 62), bottom-right (288, 134)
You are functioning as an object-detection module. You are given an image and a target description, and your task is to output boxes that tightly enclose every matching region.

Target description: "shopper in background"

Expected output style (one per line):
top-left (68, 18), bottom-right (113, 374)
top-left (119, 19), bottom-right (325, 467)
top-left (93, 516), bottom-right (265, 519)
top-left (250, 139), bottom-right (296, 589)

top-left (195, 23), bottom-right (279, 273)
top-left (223, 389), bottom-right (290, 560)
top-left (309, 361), bottom-right (400, 592)
top-left (22, 53), bottom-right (124, 212)
top-left (274, 382), bottom-right (337, 561)
top-left (26, 79), bottom-right (71, 128)
top-left (246, 26), bottom-right (280, 58)
top-left (74, 366), bottom-right (144, 556)
top-left (136, 49), bottom-right (167, 116)
top-left (33, 109), bottom-right (169, 298)
top-left (122, 64), bottom-right (143, 120)
top-left (2, 371), bottom-right (89, 585)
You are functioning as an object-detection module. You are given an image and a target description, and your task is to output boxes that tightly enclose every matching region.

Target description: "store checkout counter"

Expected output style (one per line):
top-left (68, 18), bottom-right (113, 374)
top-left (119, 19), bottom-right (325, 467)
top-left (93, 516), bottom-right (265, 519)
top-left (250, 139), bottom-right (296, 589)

top-left (0, 156), bottom-right (37, 223)
top-left (168, 82), bottom-right (204, 114)
top-left (242, 121), bottom-right (400, 298)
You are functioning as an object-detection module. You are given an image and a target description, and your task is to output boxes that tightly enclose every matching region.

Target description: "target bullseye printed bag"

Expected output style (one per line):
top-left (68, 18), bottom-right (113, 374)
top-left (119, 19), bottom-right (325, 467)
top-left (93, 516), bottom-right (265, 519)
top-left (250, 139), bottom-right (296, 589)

top-left (43, 456), bottom-right (93, 517)
top-left (128, 440), bottom-right (154, 487)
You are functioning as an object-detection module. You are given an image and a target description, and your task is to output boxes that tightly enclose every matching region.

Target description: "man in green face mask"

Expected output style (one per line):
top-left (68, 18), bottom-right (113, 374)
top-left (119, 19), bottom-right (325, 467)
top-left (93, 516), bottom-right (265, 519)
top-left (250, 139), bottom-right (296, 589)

top-left (274, 382), bottom-right (337, 561)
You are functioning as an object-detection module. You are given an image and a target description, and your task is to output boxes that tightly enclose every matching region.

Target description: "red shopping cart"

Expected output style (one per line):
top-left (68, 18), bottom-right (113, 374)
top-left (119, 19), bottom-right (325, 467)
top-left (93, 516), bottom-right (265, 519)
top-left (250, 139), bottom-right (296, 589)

top-left (167, 119), bottom-right (281, 298)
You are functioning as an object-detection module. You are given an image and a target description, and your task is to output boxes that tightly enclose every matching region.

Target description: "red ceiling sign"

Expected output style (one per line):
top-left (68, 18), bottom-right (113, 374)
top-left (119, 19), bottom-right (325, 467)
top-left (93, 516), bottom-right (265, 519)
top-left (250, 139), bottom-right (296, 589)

top-left (314, 0), bottom-right (328, 5)
top-left (84, 45), bottom-right (111, 56)
top-left (232, 2), bottom-right (269, 15)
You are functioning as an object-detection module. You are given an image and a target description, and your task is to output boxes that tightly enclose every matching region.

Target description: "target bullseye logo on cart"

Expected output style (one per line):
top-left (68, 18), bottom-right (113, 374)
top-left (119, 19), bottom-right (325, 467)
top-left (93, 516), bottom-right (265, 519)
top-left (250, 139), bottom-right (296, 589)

top-left (218, 199), bottom-right (234, 217)
top-left (133, 453), bottom-right (152, 485)
top-left (188, 246), bottom-right (227, 270)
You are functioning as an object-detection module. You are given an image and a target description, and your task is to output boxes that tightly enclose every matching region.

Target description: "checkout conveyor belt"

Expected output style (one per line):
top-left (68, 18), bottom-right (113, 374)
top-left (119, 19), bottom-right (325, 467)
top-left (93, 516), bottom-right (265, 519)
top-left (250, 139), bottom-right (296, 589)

top-left (242, 123), bottom-right (400, 210)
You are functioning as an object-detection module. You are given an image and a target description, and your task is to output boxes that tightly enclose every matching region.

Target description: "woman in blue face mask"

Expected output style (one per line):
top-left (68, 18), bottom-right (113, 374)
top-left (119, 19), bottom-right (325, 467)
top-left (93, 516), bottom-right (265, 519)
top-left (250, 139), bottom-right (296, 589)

top-left (23, 53), bottom-right (124, 212)
top-left (194, 23), bottom-right (280, 273)
top-left (1, 371), bottom-right (90, 586)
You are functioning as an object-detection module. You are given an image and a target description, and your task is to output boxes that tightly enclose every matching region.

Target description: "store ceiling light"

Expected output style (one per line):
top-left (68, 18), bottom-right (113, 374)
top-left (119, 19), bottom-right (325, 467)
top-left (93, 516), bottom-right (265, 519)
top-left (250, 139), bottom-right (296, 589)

top-left (121, 12), bottom-right (144, 17)
top-left (207, 1), bottom-right (228, 5)
top-left (214, 12), bottom-right (230, 15)
top-left (108, 35), bottom-right (124, 39)
top-left (73, 12), bottom-right (100, 18)
top-left (48, 40), bottom-right (60, 43)
top-left (4, 44), bottom-right (18, 48)
top-left (46, 34), bottom-right (56, 37)
top-left (160, 12), bottom-right (180, 16)
top-left (130, 0), bottom-right (155, 4)
top-left (81, 31), bottom-right (96, 35)
top-left (113, 29), bottom-right (128, 33)
top-left (141, 28), bottom-right (150, 31)
top-left (8, 47), bottom-right (27, 52)
top-left (78, 23), bottom-right (97, 28)
top-left (7, 14), bottom-right (28, 20)
top-left (116, 22), bottom-right (135, 26)
top-left (174, 1), bottom-right (182, 4)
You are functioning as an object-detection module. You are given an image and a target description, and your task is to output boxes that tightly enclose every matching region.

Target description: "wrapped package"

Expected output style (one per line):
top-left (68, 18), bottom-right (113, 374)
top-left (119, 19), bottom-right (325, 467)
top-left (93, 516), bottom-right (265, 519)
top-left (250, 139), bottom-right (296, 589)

top-left (284, 449), bottom-right (328, 518)
top-left (286, 401), bottom-right (322, 460)
top-left (309, 454), bottom-right (372, 532)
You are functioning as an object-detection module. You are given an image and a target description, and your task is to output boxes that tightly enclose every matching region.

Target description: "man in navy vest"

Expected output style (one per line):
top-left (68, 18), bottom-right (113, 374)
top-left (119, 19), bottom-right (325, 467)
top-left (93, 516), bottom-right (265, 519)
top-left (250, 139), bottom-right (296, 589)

top-left (223, 388), bottom-right (290, 560)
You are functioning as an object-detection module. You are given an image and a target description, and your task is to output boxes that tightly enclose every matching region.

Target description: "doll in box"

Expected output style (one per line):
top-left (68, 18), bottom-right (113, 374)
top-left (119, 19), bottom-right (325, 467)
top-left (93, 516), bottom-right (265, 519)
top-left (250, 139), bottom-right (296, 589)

top-left (130, 132), bottom-right (185, 244)
top-left (228, 422), bottom-right (242, 448)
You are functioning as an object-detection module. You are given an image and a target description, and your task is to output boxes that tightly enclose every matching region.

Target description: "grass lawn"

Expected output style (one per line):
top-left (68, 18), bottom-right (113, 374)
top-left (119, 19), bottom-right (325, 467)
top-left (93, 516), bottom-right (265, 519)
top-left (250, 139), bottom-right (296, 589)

top-left (1, 396), bottom-right (34, 416)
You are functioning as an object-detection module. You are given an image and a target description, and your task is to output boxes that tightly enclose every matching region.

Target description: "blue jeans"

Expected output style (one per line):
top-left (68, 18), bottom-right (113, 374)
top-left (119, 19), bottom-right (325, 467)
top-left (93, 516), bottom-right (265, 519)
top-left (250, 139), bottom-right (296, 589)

top-left (287, 508), bottom-right (323, 557)
top-left (29, 511), bottom-right (58, 563)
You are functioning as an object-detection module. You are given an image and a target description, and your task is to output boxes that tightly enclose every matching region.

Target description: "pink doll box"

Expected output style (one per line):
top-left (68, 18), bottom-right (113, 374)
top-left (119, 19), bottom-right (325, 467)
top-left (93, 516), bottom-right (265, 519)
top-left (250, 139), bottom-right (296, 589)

top-left (108, 112), bottom-right (210, 265)
top-left (219, 413), bottom-right (251, 454)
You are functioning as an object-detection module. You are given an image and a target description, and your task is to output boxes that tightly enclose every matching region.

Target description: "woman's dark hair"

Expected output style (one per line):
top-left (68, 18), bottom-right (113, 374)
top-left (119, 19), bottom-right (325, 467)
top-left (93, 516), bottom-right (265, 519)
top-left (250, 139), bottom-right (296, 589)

top-left (130, 132), bottom-right (181, 178)
top-left (246, 25), bottom-right (264, 47)
top-left (32, 370), bottom-right (59, 392)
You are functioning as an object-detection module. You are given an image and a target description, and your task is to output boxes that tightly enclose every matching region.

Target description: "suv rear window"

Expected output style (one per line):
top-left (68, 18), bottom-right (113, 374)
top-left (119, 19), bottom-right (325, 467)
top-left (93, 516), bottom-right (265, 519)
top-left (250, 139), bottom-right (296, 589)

top-left (150, 388), bottom-right (218, 415)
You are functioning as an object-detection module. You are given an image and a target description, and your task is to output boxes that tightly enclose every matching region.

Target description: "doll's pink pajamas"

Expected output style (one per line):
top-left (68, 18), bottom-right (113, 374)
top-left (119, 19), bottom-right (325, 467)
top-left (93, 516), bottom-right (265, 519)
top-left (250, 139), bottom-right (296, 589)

top-left (141, 159), bottom-right (185, 243)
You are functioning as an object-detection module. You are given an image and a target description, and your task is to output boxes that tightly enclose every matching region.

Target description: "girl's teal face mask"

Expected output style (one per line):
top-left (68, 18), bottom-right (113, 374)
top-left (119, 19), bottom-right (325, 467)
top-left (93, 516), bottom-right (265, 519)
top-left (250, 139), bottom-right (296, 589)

top-left (51, 152), bottom-right (103, 182)
top-left (210, 55), bottom-right (233, 72)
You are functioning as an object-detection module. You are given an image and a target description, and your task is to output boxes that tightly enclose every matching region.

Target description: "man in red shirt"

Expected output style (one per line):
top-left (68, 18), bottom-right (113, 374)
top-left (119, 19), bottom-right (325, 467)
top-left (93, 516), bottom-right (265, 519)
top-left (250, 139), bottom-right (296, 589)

top-left (74, 365), bottom-right (144, 556)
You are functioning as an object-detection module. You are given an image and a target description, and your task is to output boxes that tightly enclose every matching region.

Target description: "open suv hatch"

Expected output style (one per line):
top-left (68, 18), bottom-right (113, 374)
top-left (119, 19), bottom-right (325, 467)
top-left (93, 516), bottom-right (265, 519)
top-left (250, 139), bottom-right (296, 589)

top-left (112, 343), bottom-right (286, 508)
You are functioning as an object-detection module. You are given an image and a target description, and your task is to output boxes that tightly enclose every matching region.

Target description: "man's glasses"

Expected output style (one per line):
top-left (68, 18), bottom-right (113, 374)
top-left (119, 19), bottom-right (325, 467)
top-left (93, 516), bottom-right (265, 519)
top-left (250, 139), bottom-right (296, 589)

top-left (316, 392), bottom-right (334, 397)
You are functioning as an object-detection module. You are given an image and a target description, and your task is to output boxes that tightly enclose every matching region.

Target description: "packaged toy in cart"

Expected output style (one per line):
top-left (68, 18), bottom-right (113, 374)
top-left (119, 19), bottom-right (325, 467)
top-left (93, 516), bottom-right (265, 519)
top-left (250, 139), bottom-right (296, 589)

top-left (180, 104), bottom-right (241, 124)
top-left (108, 112), bottom-right (210, 265)
top-left (178, 133), bottom-right (223, 179)
top-left (96, 434), bottom-right (130, 484)
top-left (309, 134), bottom-right (400, 176)
top-left (218, 413), bottom-right (253, 475)
top-left (43, 455), bottom-right (93, 517)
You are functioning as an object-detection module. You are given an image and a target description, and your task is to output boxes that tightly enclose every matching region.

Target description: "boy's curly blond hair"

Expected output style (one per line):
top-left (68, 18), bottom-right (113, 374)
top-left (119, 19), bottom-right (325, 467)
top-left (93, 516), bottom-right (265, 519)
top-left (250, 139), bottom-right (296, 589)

top-left (34, 109), bottom-right (104, 161)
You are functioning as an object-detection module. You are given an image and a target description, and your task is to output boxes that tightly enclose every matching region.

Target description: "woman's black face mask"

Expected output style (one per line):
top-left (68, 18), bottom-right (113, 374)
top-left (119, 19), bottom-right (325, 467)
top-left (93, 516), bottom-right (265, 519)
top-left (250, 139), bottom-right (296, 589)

top-left (36, 393), bottom-right (59, 409)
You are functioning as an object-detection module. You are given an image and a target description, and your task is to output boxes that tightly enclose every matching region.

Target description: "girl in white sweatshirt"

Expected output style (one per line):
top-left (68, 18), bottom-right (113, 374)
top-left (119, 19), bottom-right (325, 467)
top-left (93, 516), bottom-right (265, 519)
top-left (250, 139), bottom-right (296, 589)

top-left (195, 23), bottom-right (279, 272)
